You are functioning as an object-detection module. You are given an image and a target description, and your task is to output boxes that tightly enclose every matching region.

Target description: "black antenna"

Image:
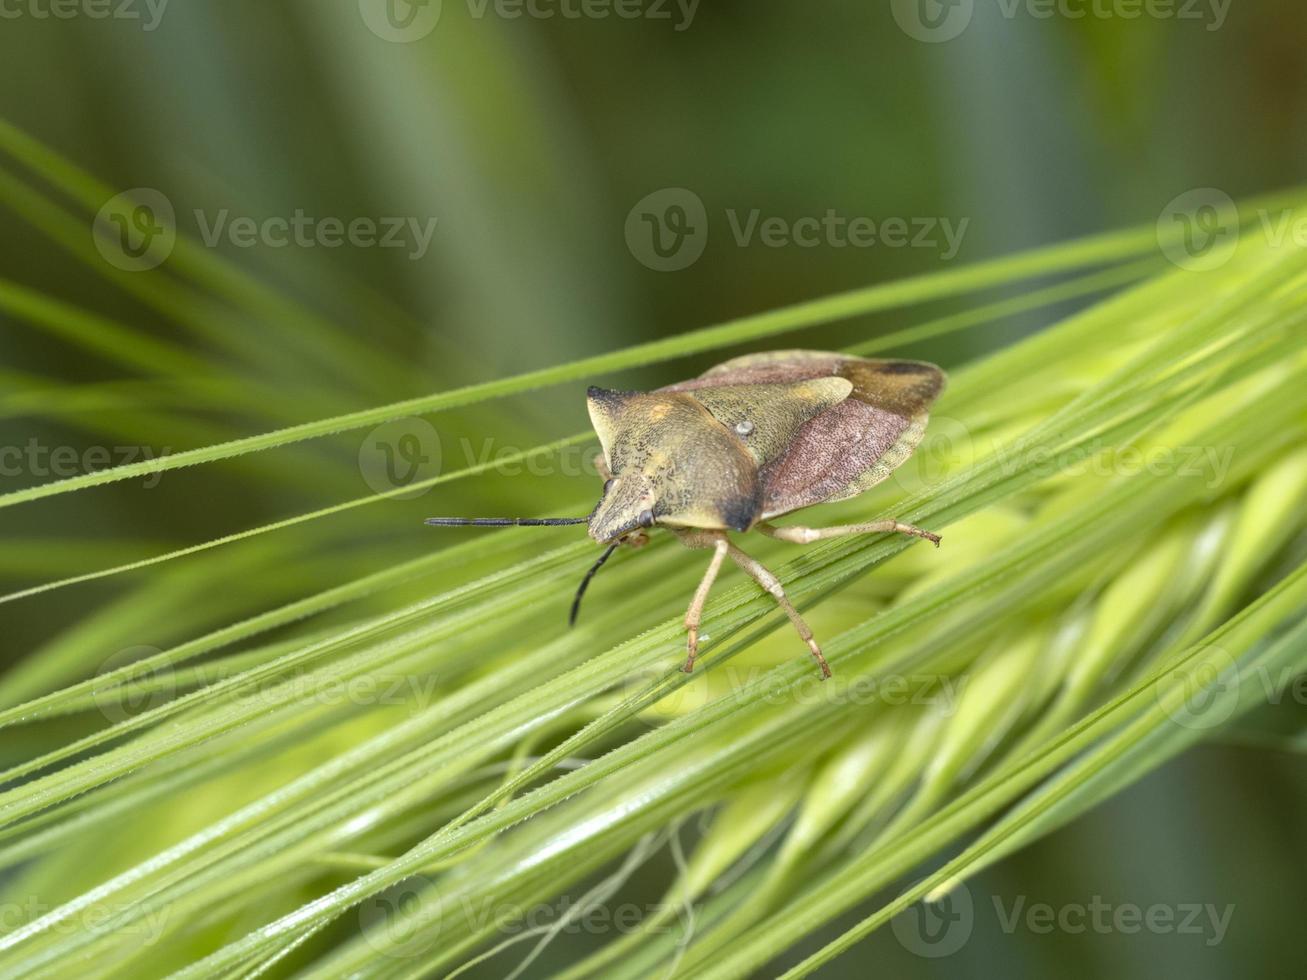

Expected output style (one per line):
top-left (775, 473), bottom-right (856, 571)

top-left (569, 542), bottom-right (620, 627)
top-left (424, 517), bottom-right (589, 527)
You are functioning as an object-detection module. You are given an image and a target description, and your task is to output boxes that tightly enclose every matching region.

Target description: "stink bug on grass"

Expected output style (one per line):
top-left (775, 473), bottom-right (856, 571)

top-left (426, 350), bottom-right (945, 678)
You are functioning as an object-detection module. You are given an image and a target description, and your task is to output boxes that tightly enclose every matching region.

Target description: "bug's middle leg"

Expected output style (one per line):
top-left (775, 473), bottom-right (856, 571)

top-left (758, 520), bottom-right (941, 548)
top-left (725, 542), bottom-right (830, 679)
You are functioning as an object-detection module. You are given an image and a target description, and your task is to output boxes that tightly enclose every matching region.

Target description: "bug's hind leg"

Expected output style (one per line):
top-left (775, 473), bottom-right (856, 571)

top-left (725, 542), bottom-right (830, 679)
top-left (758, 520), bottom-right (941, 548)
top-left (682, 537), bottom-right (730, 673)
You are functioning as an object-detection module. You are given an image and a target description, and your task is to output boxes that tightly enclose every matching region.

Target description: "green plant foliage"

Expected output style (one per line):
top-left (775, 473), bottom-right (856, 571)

top-left (1, 124), bottom-right (1305, 978)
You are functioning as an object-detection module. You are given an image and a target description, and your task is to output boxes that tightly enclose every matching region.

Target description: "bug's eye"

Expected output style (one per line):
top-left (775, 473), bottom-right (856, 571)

top-left (638, 509), bottom-right (655, 528)
top-left (603, 478), bottom-right (615, 493)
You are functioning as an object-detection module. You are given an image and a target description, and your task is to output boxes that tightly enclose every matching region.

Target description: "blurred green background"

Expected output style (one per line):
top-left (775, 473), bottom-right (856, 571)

top-left (1, 2), bottom-right (1305, 977)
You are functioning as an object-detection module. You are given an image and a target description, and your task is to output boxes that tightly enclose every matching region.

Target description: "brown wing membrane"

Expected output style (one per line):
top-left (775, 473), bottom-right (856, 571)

top-left (728, 353), bottom-right (946, 519)
top-left (839, 358), bottom-right (945, 415)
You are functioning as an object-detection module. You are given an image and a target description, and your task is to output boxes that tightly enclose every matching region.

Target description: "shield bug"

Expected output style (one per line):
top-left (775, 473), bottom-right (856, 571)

top-left (426, 350), bottom-right (945, 678)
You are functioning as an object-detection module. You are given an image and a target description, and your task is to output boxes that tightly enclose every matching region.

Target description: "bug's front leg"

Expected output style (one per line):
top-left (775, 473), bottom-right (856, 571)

top-left (758, 520), bottom-right (941, 548)
top-left (681, 534), bottom-right (729, 673)
top-left (594, 453), bottom-right (612, 481)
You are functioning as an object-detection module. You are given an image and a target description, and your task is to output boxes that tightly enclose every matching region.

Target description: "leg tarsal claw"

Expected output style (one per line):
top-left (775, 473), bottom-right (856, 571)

top-left (902, 525), bottom-right (941, 547)
top-left (807, 639), bottom-right (831, 679)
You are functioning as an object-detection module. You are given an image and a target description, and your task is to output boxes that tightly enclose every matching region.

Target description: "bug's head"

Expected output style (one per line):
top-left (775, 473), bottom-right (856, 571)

top-left (586, 387), bottom-right (761, 545)
top-left (587, 472), bottom-right (658, 545)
